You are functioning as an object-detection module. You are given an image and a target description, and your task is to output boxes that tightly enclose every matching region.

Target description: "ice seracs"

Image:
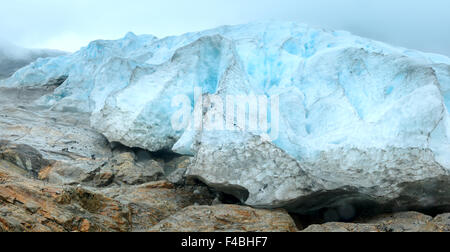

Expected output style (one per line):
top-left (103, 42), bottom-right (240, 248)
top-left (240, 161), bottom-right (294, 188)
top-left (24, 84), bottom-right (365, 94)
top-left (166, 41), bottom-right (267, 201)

top-left (2, 22), bottom-right (450, 212)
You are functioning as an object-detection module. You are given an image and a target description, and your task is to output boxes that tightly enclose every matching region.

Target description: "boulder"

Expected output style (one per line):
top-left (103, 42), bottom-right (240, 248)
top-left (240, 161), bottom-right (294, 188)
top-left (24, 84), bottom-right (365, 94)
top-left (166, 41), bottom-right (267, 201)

top-left (93, 151), bottom-right (164, 186)
top-left (149, 205), bottom-right (298, 232)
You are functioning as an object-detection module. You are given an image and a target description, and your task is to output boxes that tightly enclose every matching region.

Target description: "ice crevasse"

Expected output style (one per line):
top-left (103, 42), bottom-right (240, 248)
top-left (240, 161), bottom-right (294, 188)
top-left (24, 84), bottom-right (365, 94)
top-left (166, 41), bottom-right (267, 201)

top-left (2, 22), bottom-right (450, 211)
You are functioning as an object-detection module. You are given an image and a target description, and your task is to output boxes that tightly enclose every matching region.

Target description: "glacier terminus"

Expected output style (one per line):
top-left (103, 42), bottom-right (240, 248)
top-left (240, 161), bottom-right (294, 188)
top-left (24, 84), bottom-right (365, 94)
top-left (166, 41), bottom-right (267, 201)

top-left (2, 22), bottom-right (450, 213)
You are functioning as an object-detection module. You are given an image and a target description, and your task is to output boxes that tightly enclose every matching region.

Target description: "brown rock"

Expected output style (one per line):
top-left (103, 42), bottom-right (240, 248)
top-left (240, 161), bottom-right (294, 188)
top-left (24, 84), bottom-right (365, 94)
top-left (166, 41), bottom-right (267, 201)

top-left (0, 161), bottom-right (131, 232)
top-left (93, 151), bottom-right (165, 186)
top-left (367, 212), bottom-right (433, 232)
top-left (149, 205), bottom-right (298, 232)
top-left (418, 213), bottom-right (450, 232)
top-left (302, 222), bottom-right (379, 232)
top-left (93, 172), bottom-right (115, 187)
top-left (0, 155), bottom-right (215, 232)
top-left (100, 181), bottom-right (214, 232)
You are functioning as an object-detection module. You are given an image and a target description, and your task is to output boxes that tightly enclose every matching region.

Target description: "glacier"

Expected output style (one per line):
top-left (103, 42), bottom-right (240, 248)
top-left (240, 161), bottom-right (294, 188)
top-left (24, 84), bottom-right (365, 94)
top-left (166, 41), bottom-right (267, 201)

top-left (2, 22), bottom-right (450, 212)
top-left (0, 43), bottom-right (67, 79)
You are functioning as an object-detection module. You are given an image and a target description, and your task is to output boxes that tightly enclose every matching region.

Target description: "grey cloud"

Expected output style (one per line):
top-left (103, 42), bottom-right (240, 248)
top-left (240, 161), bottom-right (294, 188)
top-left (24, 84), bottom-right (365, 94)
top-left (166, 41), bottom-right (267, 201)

top-left (0, 0), bottom-right (448, 55)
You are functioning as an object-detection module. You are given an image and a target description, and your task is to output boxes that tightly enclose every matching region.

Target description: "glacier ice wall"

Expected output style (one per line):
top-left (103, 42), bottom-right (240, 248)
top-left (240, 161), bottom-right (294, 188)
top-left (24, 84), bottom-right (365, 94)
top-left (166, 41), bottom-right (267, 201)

top-left (3, 22), bottom-right (449, 151)
top-left (2, 22), bottom-right (450, 209)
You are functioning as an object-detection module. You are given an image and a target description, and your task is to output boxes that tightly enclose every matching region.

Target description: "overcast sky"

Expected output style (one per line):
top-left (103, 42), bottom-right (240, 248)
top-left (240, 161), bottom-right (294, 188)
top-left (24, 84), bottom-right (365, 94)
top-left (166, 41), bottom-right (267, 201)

top-left (0, 0), bottom-right (449, 55)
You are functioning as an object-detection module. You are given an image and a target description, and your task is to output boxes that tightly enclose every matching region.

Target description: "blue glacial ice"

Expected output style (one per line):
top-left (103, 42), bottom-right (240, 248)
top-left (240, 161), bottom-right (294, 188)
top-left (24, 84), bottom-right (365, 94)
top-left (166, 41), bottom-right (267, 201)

top-left (2, 22), bottom-right (450, 207)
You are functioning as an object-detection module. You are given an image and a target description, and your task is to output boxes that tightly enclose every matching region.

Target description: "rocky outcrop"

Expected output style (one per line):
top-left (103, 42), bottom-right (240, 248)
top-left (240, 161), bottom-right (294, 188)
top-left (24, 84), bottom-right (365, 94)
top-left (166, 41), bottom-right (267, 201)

top-left (89, 150), bottom-right (164, 187)
top-left (0, 157), bottom-right (217, 232)
top-left (0, 162), bottom-right (130, 232)
top-left (0, 140), bottom-right (51, 177)
top-left (100, 181), bottom-right (214, 231)
top-left (149, 205), bottom-right (298, 232)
